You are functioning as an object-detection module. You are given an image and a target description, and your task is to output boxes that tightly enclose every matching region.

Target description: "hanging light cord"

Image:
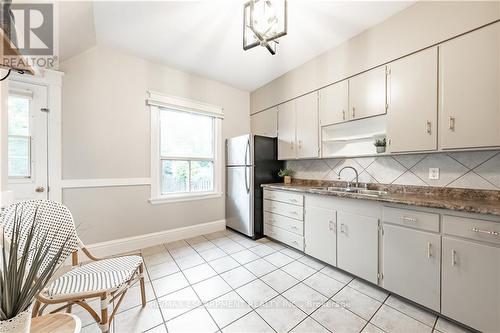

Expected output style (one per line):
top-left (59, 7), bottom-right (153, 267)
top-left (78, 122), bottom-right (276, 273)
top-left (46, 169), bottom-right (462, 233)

top-left (0, 69), bottom-right (25, 81)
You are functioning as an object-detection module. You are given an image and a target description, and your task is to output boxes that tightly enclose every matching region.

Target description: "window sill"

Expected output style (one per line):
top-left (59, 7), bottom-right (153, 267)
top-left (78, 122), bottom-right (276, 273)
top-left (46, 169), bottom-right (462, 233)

top-left (148, 192), bottom-right (223, 205)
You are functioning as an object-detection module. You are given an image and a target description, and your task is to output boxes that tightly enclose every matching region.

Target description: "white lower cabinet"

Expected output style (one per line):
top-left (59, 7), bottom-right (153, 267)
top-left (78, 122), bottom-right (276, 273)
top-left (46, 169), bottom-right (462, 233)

top-left (382, 224), bottom-right (441, 311)
top-left (337, 211), bottom-right (379, 284)
top-left (304, 205), bottom-right (337, 266)
top-left (263, 189), bottom-right (304, 251)
top-left (268, 189), bottom-right (500, 332)
top-left (442, 237), bottom-right (500, 333)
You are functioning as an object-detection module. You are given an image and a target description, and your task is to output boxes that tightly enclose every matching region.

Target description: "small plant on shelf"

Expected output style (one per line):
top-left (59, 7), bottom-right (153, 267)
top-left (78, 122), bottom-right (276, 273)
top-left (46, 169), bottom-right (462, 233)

top-left (278, 169), bottom-right (294, 185)
top-left (374, 138), bottom-right (386, 153)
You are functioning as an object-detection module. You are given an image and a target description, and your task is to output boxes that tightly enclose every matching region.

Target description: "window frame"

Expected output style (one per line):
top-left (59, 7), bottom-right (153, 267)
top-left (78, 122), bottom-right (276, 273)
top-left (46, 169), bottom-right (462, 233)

top-left (148, 92), bottom-right (223, 204)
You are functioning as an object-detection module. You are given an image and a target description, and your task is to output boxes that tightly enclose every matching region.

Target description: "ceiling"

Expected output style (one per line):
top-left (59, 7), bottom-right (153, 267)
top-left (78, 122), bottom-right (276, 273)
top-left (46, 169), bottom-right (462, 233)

top-left (60, 1), bottom-right (415, 92)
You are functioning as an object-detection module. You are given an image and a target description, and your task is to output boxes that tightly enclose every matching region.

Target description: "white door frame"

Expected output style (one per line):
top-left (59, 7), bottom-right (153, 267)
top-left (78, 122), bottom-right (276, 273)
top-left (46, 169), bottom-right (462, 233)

top-left (6, 69), bottom-right (63, 203)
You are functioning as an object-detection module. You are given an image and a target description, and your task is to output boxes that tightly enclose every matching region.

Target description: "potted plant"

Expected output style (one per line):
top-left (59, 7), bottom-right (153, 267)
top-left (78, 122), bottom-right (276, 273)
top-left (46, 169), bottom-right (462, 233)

top-left (0, 205), bottom-right (69, 333)
top-left (278, 168), bottom-right (294, 185)
top-left (374, 138), bottom-right (386, 154)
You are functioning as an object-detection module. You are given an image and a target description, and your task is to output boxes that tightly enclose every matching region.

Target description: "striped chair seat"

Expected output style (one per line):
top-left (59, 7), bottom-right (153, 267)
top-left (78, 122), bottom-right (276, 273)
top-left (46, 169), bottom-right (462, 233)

top-left (44, 255), bottom-right (143, 299)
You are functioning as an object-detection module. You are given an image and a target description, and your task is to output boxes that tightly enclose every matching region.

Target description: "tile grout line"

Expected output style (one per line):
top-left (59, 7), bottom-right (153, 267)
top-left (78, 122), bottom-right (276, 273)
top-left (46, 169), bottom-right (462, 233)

top-left (164, 240), bottom-right (224, 333)
top-left (146, 230), bottom-right (438, 333)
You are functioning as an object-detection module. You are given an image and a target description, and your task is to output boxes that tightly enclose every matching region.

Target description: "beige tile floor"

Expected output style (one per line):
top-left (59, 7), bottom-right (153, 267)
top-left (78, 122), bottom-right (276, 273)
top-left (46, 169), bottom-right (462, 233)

top-left (70, 228), bottom-right (472, 333)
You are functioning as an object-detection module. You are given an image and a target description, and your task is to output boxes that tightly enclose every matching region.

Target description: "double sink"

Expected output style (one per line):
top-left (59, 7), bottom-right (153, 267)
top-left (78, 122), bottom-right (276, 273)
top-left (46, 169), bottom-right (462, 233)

top-left (309, 166), bottom-right (388, 197)
top-left (310, 186), bottom-right (389, 197)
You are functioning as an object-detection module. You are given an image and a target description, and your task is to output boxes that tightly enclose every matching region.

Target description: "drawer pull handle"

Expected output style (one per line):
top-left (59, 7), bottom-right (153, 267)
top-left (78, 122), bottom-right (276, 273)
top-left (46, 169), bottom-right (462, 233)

top-left (400, 216), bottom-right (417, 223)
top-left (291, 226), bottom-right (298, 230)
top-left (289, 199), bottom-right (298, 203)
top-left (289, 211), bottom-right (298, 215)
top-left (451, 249), bottom-right (457, 267)
top-left (471, 227), bottom-right (499, 236)
top-left (427, 242), bottom-right (432, 259)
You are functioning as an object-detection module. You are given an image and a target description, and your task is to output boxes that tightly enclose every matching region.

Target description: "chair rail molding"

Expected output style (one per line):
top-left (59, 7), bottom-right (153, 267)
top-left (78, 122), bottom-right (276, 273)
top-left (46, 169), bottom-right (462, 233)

top-left (61, 178), bottom-right (152, 189)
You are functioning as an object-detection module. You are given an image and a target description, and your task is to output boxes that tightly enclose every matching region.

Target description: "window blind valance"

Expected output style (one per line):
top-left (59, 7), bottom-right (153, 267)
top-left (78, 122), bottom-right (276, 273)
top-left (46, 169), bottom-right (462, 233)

top-left (146, 91), bottom-right (224, 119)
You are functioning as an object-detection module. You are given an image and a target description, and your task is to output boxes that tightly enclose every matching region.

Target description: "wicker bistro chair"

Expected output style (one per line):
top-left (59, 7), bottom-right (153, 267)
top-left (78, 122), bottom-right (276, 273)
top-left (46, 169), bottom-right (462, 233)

top-left (1, 200), bottom-right (146, 333)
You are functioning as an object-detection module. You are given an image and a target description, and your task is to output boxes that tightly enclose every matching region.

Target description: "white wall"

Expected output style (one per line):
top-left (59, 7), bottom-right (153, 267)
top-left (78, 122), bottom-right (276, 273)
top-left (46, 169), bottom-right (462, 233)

top-left (250, 1), bottom-right (500, 113)
top-left (59, 46), bottom-right (250, 244)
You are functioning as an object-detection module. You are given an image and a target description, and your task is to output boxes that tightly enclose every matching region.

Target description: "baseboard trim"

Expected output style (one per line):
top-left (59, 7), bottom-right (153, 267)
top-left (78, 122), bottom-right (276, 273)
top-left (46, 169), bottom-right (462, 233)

top-left (85, 219), bottom-right (226, 258)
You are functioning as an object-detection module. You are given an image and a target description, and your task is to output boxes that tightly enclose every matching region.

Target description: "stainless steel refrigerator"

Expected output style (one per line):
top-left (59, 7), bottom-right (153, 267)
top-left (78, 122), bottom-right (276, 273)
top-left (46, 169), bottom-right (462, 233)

top-left (225, 134), bottom-right (283, 238)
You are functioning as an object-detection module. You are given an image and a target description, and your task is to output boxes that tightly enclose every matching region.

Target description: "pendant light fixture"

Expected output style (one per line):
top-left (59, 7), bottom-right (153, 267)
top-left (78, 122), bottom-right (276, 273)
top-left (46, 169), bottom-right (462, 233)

top-left (243, 0), bottom-right (287, 55)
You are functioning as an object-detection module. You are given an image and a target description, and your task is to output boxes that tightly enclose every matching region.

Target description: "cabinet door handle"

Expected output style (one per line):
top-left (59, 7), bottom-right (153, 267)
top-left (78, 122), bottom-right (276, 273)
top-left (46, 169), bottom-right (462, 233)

top-left (342, 110), bottom-right (346, 121)
top-left (298, 140), bottom-right (302, 150)
top-left (426, 121), bottom-right (432, 134)
top-left (352, 107), bottom-right (356, 118)
top-left (471, 227), bottom-right (499, 236)
top-left (291, 141), bottom-right (294, 150)
top-left (340, 223), bottom-right (346, 233)
top-left (448, 116), bottom-right (455, 131)
top-left (427, 242), bottom-right (432, 259)
top-left (329, 221), bottom-right (335, 231)
top-left (400, 216), bottom-right (417, 223)
top-left (451, 249), bottom-right (457, 267)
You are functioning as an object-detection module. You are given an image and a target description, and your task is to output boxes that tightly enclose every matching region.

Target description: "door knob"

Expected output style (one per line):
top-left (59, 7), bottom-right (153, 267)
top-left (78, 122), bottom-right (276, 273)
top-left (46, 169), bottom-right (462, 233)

top-left (35, 186), bottom-right (45, 193)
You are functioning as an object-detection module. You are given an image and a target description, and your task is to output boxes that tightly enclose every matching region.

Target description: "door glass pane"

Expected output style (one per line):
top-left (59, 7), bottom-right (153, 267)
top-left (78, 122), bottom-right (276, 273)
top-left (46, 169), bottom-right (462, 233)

top-left (8, 95), bottom-right (31, 178)
top-left (8, 136), bottom-right (30, 177)
top-left (8, 96), bottom-right (30, 135)
top-left (191, 161), bottom-right (213, 192)
top-left (160, 109), bottom-right (214, 158)
top-left (161, 160), bottom-right (189, 194)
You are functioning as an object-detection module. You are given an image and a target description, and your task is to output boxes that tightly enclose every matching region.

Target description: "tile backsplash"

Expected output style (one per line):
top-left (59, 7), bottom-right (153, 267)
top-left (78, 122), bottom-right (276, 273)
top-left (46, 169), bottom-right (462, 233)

top-left (286, 151), bottom-right (500, 190)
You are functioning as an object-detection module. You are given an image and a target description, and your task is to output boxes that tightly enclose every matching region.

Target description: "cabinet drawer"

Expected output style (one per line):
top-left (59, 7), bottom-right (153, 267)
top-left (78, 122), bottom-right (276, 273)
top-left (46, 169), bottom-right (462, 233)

top-left (264, 212), bottom-right (303, 236)
top-left (264, 223), bottom-right (304, 251)
top-left (383, 207), bottom-right (439, 232)
top-left (442, 215), bottom-right (500, 245)
top-left (264, 199), bottom-right (304, 220)
top-left (264, 190), bottom-right (303, 206)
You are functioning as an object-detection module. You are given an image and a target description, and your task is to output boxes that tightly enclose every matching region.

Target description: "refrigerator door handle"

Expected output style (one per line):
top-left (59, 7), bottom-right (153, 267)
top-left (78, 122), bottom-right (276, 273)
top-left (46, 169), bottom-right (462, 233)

top-left (244, 137), bottom-right (250, 166)
top-left (244, 166), bottom-right (250, 194)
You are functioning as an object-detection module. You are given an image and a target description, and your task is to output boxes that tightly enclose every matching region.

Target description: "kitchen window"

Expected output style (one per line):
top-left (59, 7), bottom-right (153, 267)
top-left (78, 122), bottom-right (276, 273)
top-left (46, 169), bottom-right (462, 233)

top-left (148, 91), bottom-right (223, 204)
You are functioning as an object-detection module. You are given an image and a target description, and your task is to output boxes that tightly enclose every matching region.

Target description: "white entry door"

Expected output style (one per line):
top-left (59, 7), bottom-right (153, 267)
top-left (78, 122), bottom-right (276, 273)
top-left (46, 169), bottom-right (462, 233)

top-left (7, 81), bottom-right (48, 201)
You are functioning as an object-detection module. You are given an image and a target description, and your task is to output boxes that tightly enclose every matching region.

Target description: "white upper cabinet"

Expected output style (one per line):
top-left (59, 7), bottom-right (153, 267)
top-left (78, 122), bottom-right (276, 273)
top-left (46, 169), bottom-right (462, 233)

top-left (349, 66), bottom-right (387, 120)
top-left (277, 100), bottom-right (296, 160)
top-left (251, 107), bottom-right (277, 137)
top-left (296, 92), bottom-right (319, 159)
top-left (319, 81), bottom-right (349, 126)
top-left (387, 47), bottom-right (438, 153)
top-left (277, 92), bottom-right (319, 160)
top-left (439, 22), bottom-right (500, 149)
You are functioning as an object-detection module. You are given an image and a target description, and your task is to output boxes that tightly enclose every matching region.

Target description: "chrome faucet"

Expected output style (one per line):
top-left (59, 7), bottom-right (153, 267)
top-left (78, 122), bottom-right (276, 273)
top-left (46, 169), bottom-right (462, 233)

top-left (337, 166), bottom-right (359, 188)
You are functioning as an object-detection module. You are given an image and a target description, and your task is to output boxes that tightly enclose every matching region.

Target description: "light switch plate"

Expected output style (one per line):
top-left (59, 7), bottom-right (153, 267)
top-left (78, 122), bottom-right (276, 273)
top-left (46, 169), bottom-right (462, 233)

top-left (429, 168), bottom-right (440, 180)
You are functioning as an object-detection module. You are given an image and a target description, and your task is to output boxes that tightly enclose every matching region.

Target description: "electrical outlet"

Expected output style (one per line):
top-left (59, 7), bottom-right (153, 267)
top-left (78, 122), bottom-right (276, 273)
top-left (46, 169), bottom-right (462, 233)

top-left (429, 168), bottom-right (440, 180)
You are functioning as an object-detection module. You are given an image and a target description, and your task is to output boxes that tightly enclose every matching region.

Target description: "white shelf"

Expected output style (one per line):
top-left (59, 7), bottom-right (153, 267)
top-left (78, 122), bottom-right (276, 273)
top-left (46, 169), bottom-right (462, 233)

top-left (322, 132), bottom-right (385, 143)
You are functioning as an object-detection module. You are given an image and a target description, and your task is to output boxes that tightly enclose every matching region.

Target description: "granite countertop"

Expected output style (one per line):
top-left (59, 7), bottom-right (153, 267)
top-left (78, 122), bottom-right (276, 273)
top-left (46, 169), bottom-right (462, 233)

top-left (261, 181), bottom-right (500, 217)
